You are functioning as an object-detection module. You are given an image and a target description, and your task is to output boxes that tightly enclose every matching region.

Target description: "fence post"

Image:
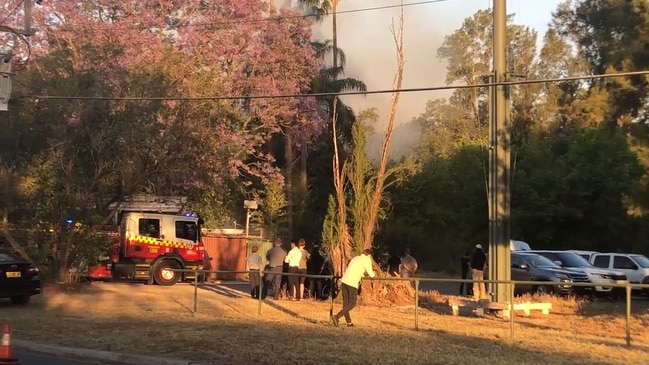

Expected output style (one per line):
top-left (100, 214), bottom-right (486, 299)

top-left (329, 275), bottom-right (335, 320)
top-left (626, 284), bottom-right (632, 347)
top-left (258, 269), bottom-right (263, 317)
top-left (193, 271), bottom-right (198, 314)
top-left (509, 281), bottom-right (515, 341)
top-left (414, 279), bottom-right (419, 331)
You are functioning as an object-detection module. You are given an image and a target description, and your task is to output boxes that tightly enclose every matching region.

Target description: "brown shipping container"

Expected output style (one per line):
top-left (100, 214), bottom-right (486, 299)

top-left (202, 233), bottom-right (247, 280)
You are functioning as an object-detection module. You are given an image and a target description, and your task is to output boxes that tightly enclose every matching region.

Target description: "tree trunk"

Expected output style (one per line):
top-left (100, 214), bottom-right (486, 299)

top-left (298, 138), bottom-right (308, 195)
top-left (330, 99), bottom-right (353, 276)
top-left (346, 8), bottom-right (412, 304)
top-left (332, 0), bottom-right (338, 68)
top-left (284, 130), bottom-right (295, 239)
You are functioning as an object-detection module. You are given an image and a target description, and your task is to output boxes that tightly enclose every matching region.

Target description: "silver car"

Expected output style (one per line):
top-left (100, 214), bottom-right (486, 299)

top-left (532, 250), bottom-right (628, 299)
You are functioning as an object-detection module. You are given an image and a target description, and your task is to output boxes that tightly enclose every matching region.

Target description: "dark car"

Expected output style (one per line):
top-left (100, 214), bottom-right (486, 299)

top-left (0, 251), bottom-right (42, 305)
top-left (511, 252), bottom-right (591, 296)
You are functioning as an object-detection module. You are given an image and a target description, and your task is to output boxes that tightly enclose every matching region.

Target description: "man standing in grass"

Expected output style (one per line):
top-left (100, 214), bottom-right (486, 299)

top-left (247, 246), bottom-right (263, 299)
top-left (471, 244), bottom-right (487, 300)
top-left (262, 238), bottom-right (286, 300)
top-left (330, 249), bottom-right (376, 328)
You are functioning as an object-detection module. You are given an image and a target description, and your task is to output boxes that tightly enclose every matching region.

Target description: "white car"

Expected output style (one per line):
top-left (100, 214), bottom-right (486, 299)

top-left (531, 250), bottom-right (628, 297)
top-left (567, 250), bottom-right (599, 262)
top-left (590, 253), bottom-right (649, 295)
top-left (510, 240), bottom-right (531, 251)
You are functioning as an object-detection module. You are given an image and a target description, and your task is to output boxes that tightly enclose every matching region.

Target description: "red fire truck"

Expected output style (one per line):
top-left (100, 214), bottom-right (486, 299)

top-left (88, 195), bottom-right (205, 286)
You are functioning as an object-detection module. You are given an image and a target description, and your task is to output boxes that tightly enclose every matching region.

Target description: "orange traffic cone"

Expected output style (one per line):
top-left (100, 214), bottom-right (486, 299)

top-left (0, 324), bottom-right (18, 365)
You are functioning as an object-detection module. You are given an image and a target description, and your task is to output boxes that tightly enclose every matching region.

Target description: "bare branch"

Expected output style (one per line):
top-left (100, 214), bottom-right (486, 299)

top-left (360, 3), bottom-right (406, 249)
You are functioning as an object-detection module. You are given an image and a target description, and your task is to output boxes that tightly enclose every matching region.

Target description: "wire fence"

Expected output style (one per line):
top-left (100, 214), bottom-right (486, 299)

top-left (173, 268), bottom-right (647, 347)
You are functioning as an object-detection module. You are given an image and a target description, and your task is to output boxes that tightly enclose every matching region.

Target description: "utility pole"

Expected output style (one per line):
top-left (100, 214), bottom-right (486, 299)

top-left (0, 1), bottom-right (35, 111)
top-left (488, 0), bottom-right (511, 303)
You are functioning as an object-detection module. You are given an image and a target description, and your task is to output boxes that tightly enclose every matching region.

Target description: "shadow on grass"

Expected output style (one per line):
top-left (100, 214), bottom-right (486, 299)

top-left (577, 337), bottom-right (649, 352)
top-left (576, 298), bottom-right (649, 317)
top-left (261, 299), bottom-right (321, 325)
top-left (197, 283), bottom-right (247, 298)
top-left (5, 282), bottom-right (649, 365)
top-left (6, 313), bottom-right (626, 365)
top-left (197, 283), bottom-right (324, 324)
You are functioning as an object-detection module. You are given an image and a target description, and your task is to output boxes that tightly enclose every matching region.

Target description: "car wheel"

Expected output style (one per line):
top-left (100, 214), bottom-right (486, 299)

top-left (10, 295), bottom-right (31, 305)
top-left (533, 284), bottom-right (553, 296)
top-left (153, 260), bottom-right (181, 286)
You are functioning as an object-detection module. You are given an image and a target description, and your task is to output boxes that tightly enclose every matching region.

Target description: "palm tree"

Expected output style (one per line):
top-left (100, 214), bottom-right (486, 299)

top-left (298, 0), bottom-right (340, 68)
top-left (289, 40), bottom-right (366, 237)
top-left (310, 39), bottom-right (366, 144)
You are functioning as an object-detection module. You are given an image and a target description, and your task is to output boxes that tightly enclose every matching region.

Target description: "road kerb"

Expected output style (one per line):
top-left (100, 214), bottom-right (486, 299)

top-left (13, 339), bottom-right (207, 365)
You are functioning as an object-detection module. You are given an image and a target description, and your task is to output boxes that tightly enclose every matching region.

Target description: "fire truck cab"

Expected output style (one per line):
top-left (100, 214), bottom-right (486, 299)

top-left (109, 195), bottom-right (205, 286)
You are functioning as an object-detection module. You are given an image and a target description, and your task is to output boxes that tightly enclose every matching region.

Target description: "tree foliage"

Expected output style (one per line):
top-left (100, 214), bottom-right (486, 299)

top-left (322, 11), bottom-right (412, 277)
top-left (3, 0), bottom-right (649, 280)
top-left (1, 0), bottom-right (322, 281)
top-left (382, 2), bottom-right (649, 272)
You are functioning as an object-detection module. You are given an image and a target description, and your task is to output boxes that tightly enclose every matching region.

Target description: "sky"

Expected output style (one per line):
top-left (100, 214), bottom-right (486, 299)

top-left (286, 0), bottom-right (564, 155)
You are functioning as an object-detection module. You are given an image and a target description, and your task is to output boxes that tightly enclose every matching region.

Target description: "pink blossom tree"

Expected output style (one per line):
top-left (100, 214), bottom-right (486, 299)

top-left (1, 0), bottom-right (323, 281)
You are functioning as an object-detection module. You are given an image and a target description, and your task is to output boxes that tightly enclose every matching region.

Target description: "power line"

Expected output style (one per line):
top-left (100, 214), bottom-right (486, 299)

top-left (19, 70), bottom-right (649, 102)
top-left (55, 0), bottom-right (450, 31)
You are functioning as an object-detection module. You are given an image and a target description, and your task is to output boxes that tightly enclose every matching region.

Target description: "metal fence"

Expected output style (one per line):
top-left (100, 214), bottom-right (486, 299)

top-left (173, 268), bottom-right (647, 347)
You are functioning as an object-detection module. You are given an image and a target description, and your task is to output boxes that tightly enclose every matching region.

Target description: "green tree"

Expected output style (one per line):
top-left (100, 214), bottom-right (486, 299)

top-left (260, 181), bottom-right (288, 238)
top-left (553, 0), bottom-right (649, 123)
top-left (512, 128), bottom-right (645, 251)
top-left (322, 12), bottom-right (411, 281)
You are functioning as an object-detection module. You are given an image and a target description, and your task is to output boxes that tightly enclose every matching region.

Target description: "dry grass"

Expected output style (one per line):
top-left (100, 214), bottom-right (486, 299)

top-left (2, 282), bottom-right (649, 365)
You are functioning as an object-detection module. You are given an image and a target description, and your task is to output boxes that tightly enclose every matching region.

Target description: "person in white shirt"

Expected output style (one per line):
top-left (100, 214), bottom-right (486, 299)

top-left (284, 240), bottom-right (302, 301)
top-left (297, 239), bottom-right (310, 300)
top-left (330, 249), bottom-right (376, 327)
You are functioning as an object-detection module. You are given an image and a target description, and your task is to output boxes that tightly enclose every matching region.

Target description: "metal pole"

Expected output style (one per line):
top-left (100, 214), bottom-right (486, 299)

top-left (488, 0), bottom-right (512, 304)
top-left (329, 275), bottom-right (335, 319)
top-left (487, 74), bottom-right (495, 298)
top-left (414, 279), bottom-right (419, 331)
top-left (245, 210), bottom-right (250, 238)
top-left (193, 272), bottom-right (198, 314)
top-left (509, 282), bottom-right (515, 340)
top-left (24, 0), bottom-right (33, 36)
top-left (258, 269), bottom-right (263, 317)
top-left (626, 284), bottom-right (632, 347)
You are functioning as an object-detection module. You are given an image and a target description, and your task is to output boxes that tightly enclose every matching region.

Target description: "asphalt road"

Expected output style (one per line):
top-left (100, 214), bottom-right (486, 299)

top-left (418, 281), bottom-right (459, 295)
top-left (14, 351), bottom-right (114, 365)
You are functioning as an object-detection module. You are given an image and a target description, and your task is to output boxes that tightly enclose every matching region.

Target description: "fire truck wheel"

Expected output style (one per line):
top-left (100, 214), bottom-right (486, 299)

top-left (153, 259), bottom-right (180, 286)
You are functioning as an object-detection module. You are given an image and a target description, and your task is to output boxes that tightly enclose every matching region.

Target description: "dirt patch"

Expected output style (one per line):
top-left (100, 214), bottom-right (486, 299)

top-left (358, 276), bottom-right (415, 306)
top-left (2, 282), bottom-right (649, 365)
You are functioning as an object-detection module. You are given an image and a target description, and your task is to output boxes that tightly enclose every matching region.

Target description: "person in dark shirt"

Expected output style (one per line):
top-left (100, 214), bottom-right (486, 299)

top-left (470, 244), bottom-right (487, 300)
top-left (387, 248), bottom-right (401, 277)
top-left (307, 243), bottom-right (325, 299)
top-left (459, 250), bottom-right (473, 296)
top-left (262, 238), bottom-right (287, 300)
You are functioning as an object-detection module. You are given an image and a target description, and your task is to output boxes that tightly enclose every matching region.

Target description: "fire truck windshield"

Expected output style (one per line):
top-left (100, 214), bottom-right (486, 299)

top-left (175, 221), bottom-right (198, 242)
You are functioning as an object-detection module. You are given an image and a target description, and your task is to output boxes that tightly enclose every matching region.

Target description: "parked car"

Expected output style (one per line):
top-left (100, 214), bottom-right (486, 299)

top-left (0, 251), bottom-right (42, 305)
top-left (511, 252), bottom-right (591, 296)
top-left (590, 253), bottom-right (649, 295)
top-left (567, 250), bottom-right (599, 262)
top-left (531, 250), bottom-right (628, 298)
top-left (510, 240), bottom-right (532, 251)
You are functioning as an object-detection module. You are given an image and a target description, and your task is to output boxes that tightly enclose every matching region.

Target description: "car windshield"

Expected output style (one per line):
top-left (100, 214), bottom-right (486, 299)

top-left (631, 255), bottom-right (649, 268)
top-left (525, 254), bottom-right (561, 268)
top-left (556, 252), bottom-right (592, 268)
top-left (0, 252), bottom-right (20, 262)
